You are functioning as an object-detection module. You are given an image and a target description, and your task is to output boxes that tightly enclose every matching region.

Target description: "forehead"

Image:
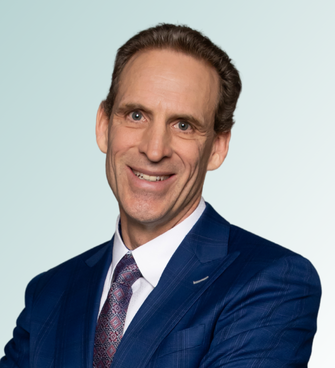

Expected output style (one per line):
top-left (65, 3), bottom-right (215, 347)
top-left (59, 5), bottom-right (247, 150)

top-left (115, 49), bottom-right (220, 124)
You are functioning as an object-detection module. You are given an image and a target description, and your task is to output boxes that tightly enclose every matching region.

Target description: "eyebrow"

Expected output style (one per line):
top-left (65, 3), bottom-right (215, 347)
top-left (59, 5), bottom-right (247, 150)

top-left (114, 103), bottom-right (204, 128)
top-left (114, 103), bottom-right (150, 116)
top-left (172, 113), bottom-right (203, 128)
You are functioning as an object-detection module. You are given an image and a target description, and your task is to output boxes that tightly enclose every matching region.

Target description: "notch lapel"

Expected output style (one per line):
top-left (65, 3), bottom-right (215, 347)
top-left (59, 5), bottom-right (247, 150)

top-left (111, 204), bottom-right (240, 368)
top-left (53, 240), bottom-right (113, 368)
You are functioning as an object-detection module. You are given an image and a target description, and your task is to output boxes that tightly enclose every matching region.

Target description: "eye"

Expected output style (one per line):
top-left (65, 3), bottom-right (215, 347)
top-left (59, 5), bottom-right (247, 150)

top-left (131, 111), bottom-right (143, 121)
top-left (177, 121), bottom-right (190, 131)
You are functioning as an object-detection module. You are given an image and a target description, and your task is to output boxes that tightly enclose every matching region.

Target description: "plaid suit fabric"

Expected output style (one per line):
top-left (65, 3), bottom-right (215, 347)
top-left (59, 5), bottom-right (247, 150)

top-left (0, 205), bottom-right (321, 368)
top-left (93, 253), bottom-right (141, 368)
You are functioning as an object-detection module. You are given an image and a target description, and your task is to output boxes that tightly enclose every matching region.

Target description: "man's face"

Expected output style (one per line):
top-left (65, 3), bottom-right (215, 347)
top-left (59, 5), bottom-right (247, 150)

top-left (97, 49), bottom-right (230, 239)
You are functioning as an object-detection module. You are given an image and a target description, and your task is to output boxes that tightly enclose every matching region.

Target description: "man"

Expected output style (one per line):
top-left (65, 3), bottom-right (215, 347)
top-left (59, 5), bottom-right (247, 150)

top-left (1, 24), bottom-right (321, 368)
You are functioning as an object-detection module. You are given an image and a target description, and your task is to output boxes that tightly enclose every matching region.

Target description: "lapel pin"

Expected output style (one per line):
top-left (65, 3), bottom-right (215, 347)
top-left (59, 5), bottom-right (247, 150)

top-left (193, 276), bottom-right (209, 284)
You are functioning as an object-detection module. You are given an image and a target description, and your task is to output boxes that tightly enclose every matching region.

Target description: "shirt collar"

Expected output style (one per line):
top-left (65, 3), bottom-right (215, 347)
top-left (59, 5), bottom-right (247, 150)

top-left (112, 198), bottom-right (206, 288)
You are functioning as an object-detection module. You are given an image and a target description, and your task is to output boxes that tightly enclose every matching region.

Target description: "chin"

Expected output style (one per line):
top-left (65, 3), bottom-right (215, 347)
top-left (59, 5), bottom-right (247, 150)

top-left (121, 198), bottom-right (172, 226)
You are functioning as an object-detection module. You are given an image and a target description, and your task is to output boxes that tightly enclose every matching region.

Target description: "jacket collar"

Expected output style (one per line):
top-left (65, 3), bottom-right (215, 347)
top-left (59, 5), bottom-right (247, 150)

top-left (111, 203), bottom-right (239, 368)
top-left (54, 239), bottom-right (113, 368)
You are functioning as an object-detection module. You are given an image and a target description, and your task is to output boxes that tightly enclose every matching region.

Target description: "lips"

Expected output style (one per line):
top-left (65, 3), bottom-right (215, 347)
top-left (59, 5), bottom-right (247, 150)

top-left (132, 169), bottom-right (171, 182)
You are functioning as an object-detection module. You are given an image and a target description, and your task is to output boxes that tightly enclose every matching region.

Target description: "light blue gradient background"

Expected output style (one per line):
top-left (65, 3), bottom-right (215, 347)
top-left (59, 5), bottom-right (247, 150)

top-left (1, 1), bottom-right (334, 365)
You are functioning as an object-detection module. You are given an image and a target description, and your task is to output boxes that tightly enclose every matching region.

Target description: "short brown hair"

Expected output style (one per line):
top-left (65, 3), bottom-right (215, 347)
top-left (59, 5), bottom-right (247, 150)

top-left (102, 23), bottom-right (242, 133)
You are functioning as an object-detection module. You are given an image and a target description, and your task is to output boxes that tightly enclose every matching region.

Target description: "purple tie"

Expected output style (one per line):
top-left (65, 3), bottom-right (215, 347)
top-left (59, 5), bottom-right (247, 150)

top-left (93, 253), bottom-right (142, 368)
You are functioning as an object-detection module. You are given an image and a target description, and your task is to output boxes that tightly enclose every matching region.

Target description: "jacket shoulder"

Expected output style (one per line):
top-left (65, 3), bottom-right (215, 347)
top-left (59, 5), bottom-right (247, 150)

top-left (229, 223), bottom-right (308, 260)
top-left (27, 239), bottom-right (112, 298)
top-left (227, 224), bottom-right (321, 290)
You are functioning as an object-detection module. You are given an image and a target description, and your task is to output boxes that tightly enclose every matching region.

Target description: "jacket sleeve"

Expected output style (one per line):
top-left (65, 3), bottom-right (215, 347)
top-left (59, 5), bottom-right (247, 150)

top-left (0, 274), bottom-right (43, 368)
top-left (199, 255), bottom-right (321, 368)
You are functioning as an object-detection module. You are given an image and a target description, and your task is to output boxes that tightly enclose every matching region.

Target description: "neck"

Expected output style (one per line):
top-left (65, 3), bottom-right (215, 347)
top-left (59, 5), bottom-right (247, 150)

top-left (119, 198), bottom-right (201, 250)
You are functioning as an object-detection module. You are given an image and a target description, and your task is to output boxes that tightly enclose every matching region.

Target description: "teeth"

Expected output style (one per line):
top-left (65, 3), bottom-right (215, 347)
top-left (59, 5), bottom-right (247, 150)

top-left (133, 170), bottom-right (170, 182)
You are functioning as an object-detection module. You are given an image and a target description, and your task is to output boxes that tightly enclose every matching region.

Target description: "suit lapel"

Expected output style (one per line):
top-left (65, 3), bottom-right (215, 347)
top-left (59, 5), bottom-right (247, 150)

top-left (54, 240), bottom-right (113, 368)
top-left (112, 204), bottom-right (240, 368)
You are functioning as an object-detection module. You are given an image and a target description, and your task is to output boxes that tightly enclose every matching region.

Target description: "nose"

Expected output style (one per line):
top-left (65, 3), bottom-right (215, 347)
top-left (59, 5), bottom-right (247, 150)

top-left (138, 121), bottom-right (173, 162)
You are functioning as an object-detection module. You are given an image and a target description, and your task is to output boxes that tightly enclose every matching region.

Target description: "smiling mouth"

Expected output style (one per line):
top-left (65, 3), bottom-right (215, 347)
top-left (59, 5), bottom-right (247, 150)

top-left (132, 170), bottom-right (171, 182)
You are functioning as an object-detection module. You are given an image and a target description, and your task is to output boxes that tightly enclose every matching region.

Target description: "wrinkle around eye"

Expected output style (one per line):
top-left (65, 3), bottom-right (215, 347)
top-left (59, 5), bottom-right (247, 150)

top-left (126, 110), bottom-right (147, 123)
top-left (172, 121), bottom-right (194, 134)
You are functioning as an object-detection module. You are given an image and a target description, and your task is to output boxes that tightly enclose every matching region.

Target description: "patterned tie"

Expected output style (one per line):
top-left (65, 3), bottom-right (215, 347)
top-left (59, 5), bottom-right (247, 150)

top-left (93, 253), bottom-right (142, 368)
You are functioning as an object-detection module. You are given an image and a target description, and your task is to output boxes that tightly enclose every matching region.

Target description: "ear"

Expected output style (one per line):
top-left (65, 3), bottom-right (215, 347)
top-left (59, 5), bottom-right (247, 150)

top-left (207, 131), bottom-right (231, 171)
top-left (95, 103), bottom-right (110, 153)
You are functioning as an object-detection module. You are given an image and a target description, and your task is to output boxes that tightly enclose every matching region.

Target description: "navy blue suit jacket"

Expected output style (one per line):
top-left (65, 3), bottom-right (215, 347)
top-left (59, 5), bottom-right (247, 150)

top-left (1, 204), bottom-right (321, 367)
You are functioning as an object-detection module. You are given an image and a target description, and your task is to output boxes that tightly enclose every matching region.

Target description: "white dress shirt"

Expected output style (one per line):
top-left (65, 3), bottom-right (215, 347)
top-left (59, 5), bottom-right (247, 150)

top-left (98, 198), bottom-right (206, 332)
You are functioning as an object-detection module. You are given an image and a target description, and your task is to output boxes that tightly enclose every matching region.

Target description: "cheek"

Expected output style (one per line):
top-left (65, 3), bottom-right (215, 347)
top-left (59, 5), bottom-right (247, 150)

top-left (177, 140), bottom-right (207, 174)
top-left (189, 140), bottom-right (214, 178)
top-left (110, 123), bottom-right (142, 149)
top-left (105, 135), bottom-right (125, 182)
top-left (107, 127), bottom-right (132, 161)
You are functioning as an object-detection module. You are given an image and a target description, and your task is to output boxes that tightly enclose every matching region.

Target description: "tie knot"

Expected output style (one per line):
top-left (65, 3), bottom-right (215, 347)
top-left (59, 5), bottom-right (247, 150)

top-left (113, 253), bottom-right (142, 286)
